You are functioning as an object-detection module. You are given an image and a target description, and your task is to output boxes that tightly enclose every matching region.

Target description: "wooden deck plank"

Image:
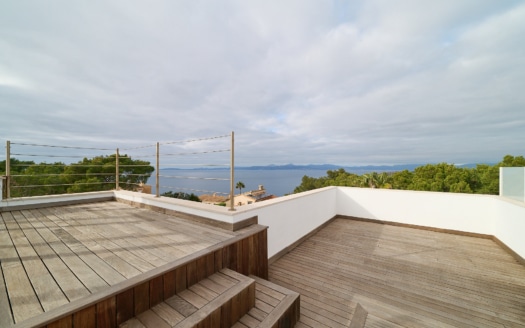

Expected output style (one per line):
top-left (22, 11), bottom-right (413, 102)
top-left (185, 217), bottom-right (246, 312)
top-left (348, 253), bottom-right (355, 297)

top-left (294, 232), bottom-right (525, 318)
top-left (178, 289), bottom-right (209, 308)
top-left (0, 247), bottom-right (44, 324)
top-left (295, 242), bottom-right (525, 312)
top-left (198, 276), bottom-right (230, 294)
top-left (165, 294), bottom-right (198, 317)
top-left (0, 215), bottom-right (17, 326)
top-left (46, 209), bottom-right (147, 279)
top-left (5, 211), bottom-right (69, 312)
top-left (29, 209), bottom-right (110, 293)
top-left (42, 207), bottom-right (160, 279)
top-left (269, 218), bottom-right (525, 328)
top-left (0, 260), bottom-right (13, 327)
top-left (0, 201), bottom-right (244, 325)
top-left (18, 210), bottom-right (91, 302)
top-left (119, 317), bottom-right (146, 328)
top-left (136, 309), bottom-right (170, 328)
top-left (238, 313), bottom-right (260, 327)
top-left (188, 282), bottom-right (219, 301)
top-left (151, 302), bottom-right (185, 326)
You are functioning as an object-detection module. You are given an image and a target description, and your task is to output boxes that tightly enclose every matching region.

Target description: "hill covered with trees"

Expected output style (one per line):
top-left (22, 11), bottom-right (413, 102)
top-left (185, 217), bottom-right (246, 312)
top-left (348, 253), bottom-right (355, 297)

top-left (293, 155), bottom-right (525, 195)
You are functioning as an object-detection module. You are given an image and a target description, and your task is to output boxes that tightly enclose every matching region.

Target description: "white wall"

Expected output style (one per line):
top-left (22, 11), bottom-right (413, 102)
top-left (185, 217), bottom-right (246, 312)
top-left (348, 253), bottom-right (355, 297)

top-left (231, 187), bottom-right (338, 258)
top-left (0, 190), bottom-right (115, 209)
top-left (494, 198), bottom-right (525, 259)
top-left (335, 187), bottom-right (525, 260)
top-left (336, 187), bottom-right (496, 235)
top-left (114, 190), bottom-right (236, 224)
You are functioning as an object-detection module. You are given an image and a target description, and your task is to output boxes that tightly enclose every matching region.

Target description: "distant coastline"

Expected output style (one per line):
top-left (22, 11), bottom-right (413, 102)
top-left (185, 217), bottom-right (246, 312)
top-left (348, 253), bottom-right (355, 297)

top-left (161, 163), bottom-right (482, 171)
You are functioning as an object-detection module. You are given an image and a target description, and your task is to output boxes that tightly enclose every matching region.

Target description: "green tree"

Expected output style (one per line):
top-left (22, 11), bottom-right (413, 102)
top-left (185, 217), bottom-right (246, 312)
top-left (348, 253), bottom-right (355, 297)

top-left (500, 155), bottom-right (525, 166)
top-left (1, 155), bottom-right (154, 197)
top-left (161, 191), bottom-right (201, 202)
top-left (292, 155), bottom-right (525, 195)
top-left (293, 175), bottom-right (326, 193)
top-left (236, 181), bottom-right (245, 194)
top-left (472, 164), bottom-right (498, 194)
top-left (360, 172), bottom-right (391, 188)
top-left (391, 170), bottom-right (413, 190)
top-left (63, 154), bottom-right (154, 192)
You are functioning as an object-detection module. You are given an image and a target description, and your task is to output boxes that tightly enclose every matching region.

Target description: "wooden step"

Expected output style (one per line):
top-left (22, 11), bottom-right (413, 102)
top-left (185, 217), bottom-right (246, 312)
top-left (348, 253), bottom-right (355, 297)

top-left (234, 275), bottom-right (300, 328)
top-left (120, 268), bottom-right (255, 328)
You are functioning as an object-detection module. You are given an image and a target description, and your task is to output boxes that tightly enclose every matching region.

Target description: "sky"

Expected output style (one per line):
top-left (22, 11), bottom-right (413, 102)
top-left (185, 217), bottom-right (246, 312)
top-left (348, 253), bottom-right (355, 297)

top-left (1, 0), bottom-right (524, 166)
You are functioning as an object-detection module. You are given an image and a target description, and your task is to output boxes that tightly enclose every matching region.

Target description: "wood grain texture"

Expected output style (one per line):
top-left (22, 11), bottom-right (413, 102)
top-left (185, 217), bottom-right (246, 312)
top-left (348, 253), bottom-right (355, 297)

top-left (269, 218), bottom-right (525, 328)
top-left (1, 201), bottom-right (268, 326)
top-left (73, 305), bottom-right (96, 328)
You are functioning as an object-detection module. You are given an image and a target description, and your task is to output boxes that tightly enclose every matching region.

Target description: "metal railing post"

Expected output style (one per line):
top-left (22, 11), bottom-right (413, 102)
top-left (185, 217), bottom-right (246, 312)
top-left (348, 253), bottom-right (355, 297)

top-left (6, 140), bottom-right (10, 199)
top-left (116, 148), bottom-right (120, 190)
top-left (229, 131), bottom-right (235, 211)
top-left (0, 176), bottom-right (4, 201)
top-left (156, 142), bottom-right (160, 197)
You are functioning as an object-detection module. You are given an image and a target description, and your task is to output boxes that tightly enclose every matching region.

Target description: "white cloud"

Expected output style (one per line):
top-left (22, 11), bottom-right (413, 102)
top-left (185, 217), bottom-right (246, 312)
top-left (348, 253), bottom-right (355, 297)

top-left (1, 0), bottom-right (524, 165)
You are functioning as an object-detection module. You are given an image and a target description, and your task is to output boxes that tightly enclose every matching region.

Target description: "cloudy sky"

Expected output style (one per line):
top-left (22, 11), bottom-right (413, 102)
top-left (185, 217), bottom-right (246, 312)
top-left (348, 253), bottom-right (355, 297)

top-left (1, 1), bottom-right (524, 166)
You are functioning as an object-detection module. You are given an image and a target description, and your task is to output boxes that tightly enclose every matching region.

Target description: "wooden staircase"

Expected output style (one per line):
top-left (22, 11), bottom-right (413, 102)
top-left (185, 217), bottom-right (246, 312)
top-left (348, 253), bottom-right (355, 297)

top-left (120, 268), bottom-right (300, 328)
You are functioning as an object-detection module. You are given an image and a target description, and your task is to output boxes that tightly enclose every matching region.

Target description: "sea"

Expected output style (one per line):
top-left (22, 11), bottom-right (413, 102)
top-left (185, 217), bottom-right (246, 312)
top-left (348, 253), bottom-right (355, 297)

top-left (155, 169), bottom-right (337, 197)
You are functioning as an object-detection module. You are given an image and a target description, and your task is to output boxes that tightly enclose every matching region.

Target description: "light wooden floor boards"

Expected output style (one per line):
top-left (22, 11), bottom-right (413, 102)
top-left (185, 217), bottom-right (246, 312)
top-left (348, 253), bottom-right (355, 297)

top-left (0, 201), bottom-right (238, 325)
top-left (269, 218), bottom-right (525, 328)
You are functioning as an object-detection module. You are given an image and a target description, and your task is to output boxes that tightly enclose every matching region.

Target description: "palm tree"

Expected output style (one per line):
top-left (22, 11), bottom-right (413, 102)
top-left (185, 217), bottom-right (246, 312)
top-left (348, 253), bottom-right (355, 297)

top-left (236, 181), bottom-right (245, 195)
top-left (361, 172), bottom-right (391, 189)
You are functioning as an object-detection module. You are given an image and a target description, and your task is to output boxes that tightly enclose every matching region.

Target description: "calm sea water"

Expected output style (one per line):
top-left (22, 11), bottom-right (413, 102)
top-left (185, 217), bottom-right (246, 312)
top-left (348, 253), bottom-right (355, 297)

top-left (155, 169), bottom-right (332, 196)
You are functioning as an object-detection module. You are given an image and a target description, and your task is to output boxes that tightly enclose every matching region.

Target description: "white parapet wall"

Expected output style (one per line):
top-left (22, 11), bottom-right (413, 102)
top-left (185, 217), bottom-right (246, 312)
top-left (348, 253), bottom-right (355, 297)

top-left (493, 197), bottom-right (525, 260)
top-left (227, 187), bottom-right (338, 258)
top-left (336, 187), bottom-right (497, 235)
top-left (0, 190), bottom-right (115, 210)
top-left (113, 190), bottom-right (236, 225)
top-left (335, 187), bottom-right (525, 261)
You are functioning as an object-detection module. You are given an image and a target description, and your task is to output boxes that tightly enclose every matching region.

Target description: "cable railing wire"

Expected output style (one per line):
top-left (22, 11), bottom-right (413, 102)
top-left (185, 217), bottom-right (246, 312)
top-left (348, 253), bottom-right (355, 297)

top-left (161, 134), bottom-right (230, 146)
top-left (2, 132), bottom-right (235, 209)
top-left (10, 142), bottom-right (114, 151)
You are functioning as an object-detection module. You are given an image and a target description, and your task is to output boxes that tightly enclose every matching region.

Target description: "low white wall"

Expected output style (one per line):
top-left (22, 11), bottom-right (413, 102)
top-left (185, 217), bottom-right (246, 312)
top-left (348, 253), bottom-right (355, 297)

top-left (0, 190), bottom-right (115, 210)
top-left (114, 190), bottom-right (235, 224)
top-left (336, 187), bottom-right (525, 260)
top-left (231, 187), bottom-right (338, 258)
top-left (494, 198), bottom-right (525, 259)
top-left (336, 187), bottom-right (496, 235)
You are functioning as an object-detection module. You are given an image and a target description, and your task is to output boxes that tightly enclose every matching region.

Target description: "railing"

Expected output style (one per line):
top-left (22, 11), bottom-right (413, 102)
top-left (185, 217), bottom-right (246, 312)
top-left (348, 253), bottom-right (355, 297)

top-left (1, 132), bottom-right (235, 210)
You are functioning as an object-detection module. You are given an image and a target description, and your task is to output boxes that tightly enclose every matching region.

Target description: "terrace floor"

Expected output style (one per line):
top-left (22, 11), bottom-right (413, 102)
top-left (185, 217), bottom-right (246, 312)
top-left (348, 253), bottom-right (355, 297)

top-left (0, 201), bottom-right (240, 326)
top-left (269, 218), bottom-right (525, 328)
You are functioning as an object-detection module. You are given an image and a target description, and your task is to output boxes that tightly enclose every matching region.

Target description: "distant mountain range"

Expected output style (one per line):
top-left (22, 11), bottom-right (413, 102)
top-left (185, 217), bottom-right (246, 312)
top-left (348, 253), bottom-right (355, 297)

top-left (163, 163), bottom-right (481, 172)
top-left (237, 163), bottom-right (422, 171)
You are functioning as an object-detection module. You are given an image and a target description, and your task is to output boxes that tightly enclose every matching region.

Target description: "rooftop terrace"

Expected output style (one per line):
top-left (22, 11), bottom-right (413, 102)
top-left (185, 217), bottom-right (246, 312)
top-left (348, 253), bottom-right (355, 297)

top-left (271, 217), bottom-right (525, 327)
top-left (0, 186), bottom-right (524, 327)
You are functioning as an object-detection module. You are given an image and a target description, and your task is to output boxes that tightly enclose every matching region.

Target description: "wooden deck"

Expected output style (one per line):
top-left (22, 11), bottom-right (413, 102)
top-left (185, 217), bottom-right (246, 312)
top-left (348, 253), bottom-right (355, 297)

top-left (0, 201), bottom-right (245, 326)
top-left (269, 218), bottom-right (525, 328)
